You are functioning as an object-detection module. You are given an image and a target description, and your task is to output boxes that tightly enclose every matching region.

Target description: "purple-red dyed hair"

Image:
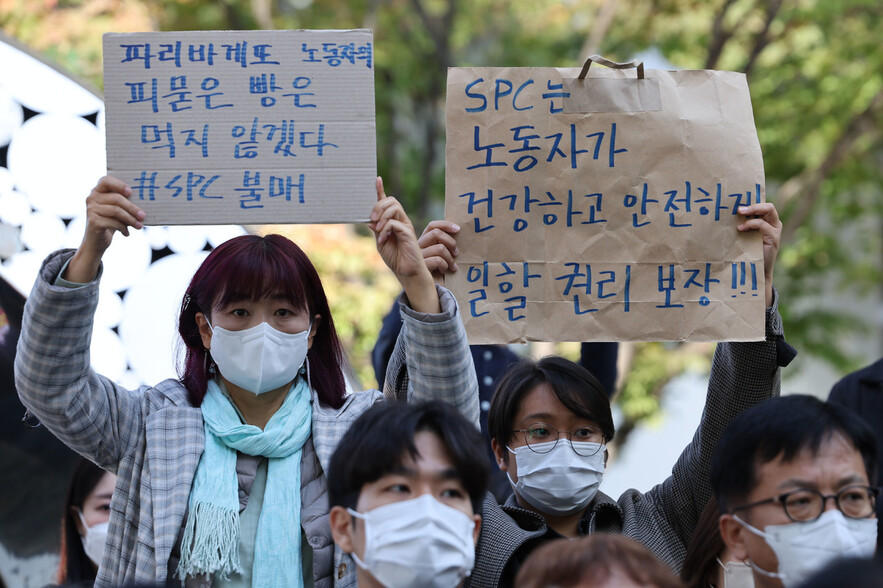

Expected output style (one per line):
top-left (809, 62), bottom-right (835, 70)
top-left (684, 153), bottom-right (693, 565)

top-left (177, 234), bottom-right (346, 409)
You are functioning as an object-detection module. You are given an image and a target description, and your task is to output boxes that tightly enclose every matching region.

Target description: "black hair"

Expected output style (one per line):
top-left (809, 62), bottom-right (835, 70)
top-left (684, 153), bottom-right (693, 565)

top-left (710, 394), bottom-right (878, 514)
top-left (680, 497), bottom-right (726, 588)
top-left (327, 401), bottom-right (490, 513)
top-left (488, 355), bottom-right (614, 461)
top-left (58, 458), bottom-right (109, 585)
top-left (796, 557), bottom-right (883, 588)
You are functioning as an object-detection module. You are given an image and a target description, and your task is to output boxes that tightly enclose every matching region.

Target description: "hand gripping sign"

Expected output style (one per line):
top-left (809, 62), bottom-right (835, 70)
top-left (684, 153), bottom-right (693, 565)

top-left (445, 56), bottom-right (766, 343)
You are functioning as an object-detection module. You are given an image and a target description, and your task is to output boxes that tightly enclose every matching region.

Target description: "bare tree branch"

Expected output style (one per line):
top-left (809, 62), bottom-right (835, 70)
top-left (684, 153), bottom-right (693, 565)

top-left (705, 0), bottom-right (739, 69)
top-left (405, 0), bottom-right (458, 222)
top-left (409, 0), bottom-right (456, 68)
top-left (250, 0), bottom-right (273, 30)
top-left (580, 0), bottom-right (618, 59)
top-left (779, 87), bottom-right (883, 245)
top-left (741, 0), bottom-right (783, 75)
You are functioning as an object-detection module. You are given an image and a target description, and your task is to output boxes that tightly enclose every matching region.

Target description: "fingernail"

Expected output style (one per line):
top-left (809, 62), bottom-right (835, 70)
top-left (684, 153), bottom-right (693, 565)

top-left (137, 210), bottom-right (146, 220)
top-left (454, 247), bottom-right (460, 256)
top-left (738, 207), bottom-right (747, 214)
top-left (452, 224), bottom-right (460, 231)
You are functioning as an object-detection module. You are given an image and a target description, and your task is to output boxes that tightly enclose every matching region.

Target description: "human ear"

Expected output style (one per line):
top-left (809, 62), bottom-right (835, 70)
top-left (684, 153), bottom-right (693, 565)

top-left (472, 514), bottom-right (482, 544)
top-left (491, 439), bottom-right (508, 472)
top-left (307, 314), bottom-right (322, 349)
top-left (195, 312), bottom-right (212, 350)
top-left (719, 513), bottom-right (749, 561)
top-left (329, 506), bottom-right (355, 553)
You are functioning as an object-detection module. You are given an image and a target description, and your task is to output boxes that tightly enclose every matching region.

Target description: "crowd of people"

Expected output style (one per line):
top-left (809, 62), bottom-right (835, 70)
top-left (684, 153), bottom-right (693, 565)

top-left (13, 173), bottom-right (882, 588)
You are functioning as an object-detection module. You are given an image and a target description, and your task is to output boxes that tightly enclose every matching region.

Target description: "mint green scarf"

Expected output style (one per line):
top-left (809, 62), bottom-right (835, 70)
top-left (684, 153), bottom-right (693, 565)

top-left (177, 378), bottom-right (312, 586)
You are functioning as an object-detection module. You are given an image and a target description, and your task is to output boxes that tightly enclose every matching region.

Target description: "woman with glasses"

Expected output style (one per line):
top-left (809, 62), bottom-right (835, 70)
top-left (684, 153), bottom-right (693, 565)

top-left (461, 203), bottom-right (792, 587)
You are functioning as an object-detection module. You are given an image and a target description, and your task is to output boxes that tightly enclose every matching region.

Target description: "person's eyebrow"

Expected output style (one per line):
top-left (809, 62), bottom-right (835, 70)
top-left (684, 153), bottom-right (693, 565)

top-left (94, 493), bottom-right (114, 500)
top-left (776, 477), bottom-right (818, 491)
top-left (437, 468), bottom-right (465, 483)
top-left (383, 465), bottom-right (417, 478)
top-left (835, 474), bottom-right (869, 487)
top-left (519, 413), bottom-right (556, 423)
top-left (777, 472), bottom-right (868, 491)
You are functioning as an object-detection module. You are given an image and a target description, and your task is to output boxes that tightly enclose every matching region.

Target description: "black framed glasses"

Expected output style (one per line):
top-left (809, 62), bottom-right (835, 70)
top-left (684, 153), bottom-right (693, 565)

top-left (730, 485), bottom-right (880, 523)
top-left (511, 423), bottom-right (605, 456)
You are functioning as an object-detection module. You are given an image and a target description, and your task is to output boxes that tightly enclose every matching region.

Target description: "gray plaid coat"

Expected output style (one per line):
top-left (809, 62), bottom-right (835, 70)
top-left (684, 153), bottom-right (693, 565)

top-left (465, 295), bottom-right (785, 587)
top-left (15, 249), bottom-right (478, 587)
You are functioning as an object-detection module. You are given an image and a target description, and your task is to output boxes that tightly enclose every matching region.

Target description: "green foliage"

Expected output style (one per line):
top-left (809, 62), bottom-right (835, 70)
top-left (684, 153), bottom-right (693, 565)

top-left (615, 342), bottom-right (713, 443)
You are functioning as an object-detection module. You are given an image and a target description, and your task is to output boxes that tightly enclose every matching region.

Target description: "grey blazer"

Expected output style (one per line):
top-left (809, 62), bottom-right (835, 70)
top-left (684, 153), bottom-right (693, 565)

top-left (15, 249), bottom-right (478, 587)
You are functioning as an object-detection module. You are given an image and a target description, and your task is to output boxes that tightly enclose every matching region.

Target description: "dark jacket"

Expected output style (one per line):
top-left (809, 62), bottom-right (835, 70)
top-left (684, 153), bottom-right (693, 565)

top-left (828, 358), bottom-right (883, 552)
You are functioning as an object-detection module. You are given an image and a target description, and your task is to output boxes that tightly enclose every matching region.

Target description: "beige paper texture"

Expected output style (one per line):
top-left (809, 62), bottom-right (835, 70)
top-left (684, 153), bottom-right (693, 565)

top-left (445, 66), bottom-right (765, 343)
top-left (103, 30), bottom-right (376, 225)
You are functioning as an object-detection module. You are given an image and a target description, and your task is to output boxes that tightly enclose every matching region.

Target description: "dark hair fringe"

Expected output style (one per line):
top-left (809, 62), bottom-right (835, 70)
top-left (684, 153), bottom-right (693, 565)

top-left (711, 394), bottom-right (878, 513)
top-left (58, 458), bottom-right (108, 585)
top-left (176, 234), bottom-right (347, 409)
top-left (327, 401), bottom-right (490, 514)
top-left (487, 355), bottom-right (615, 462)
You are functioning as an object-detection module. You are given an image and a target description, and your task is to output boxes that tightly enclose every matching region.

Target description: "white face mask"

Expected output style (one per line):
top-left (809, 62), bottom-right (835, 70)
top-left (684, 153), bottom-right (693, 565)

top-left (735, 510), bottom-right (877, 587)
top-left (207, 319), bottom-right (310, 395)
top-left (717, 558), bottom-right (755, 588)
top-left (347, 494), bottom-right (477, 588)
top-left (78, 510), bottom-right (109, 567)
top-left (507, 440), bottom-right (605, 516)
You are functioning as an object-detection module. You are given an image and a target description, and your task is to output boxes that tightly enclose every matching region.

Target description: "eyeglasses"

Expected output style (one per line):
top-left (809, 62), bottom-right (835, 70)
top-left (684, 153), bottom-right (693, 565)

top-left (730, 485), bottom-right (880, 523)
top-left (511, 423), bottom-right (605, 456)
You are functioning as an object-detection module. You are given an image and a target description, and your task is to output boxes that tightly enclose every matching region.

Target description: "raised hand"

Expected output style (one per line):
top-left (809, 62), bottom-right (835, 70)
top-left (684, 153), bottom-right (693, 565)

top-left (418, 220), bottom-right (461, 286)
top-left (737, 202), bottom-right (781, 308)
top-left (65, 176), bottom-right (145, 284)
top-left (368, 177), bottom-right (440, 313)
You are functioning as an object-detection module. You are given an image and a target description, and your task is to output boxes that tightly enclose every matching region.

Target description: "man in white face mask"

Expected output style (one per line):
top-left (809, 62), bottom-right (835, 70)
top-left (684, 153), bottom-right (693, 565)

top-left (712, 395), bottom-right (879, 588)
top-left (328, 401), bottom-right (487, 588)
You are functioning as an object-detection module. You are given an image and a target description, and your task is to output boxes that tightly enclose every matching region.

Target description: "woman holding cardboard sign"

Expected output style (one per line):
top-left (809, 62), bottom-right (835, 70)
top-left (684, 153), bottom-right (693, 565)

top-left (418, 204), bottom-right (798, 585)
top-left (15, 175), bottom-right (478, 587)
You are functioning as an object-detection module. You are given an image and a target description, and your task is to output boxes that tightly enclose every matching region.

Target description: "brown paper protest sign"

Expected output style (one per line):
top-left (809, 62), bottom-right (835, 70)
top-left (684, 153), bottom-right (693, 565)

top-left (445, 64), bottom-right (765, 343)
top-left (103, 30), bottom-right (376, 225)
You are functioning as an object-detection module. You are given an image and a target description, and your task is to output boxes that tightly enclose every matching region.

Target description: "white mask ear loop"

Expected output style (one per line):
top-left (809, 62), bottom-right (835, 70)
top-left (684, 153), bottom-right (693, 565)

top-left (77, 509), bottom-right (90, 535)
top-left (732, 515), bottom-right (785, 580)
top-left (344, 510), bottom-right (371, 574)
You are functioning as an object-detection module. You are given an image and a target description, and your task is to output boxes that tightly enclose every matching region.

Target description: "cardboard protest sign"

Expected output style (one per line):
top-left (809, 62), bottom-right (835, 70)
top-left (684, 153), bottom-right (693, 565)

top-left (103, 30), bottom-right (376, 225)
top-left (445, 59), bottom-right (766, 343)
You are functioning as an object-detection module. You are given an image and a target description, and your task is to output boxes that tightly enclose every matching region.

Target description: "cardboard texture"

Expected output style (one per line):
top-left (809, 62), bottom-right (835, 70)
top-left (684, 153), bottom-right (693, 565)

top-left (103, 30), bottom-right (376, 225)
top-left (445, 66), bottom-right (766, 343)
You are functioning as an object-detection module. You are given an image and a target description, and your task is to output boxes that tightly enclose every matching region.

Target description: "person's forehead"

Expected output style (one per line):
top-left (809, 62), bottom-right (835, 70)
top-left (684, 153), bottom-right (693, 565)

top-left (751, 432), bottom-right (868, 497)
top-left (404, 430), bottom-right (459, 475)
top-left (514, 383), bottom-right (592, 425)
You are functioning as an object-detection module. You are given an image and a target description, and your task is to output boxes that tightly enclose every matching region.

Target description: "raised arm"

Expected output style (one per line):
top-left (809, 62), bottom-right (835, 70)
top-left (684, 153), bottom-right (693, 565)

top-left (635, 203), bottom-right (790, 568)
top-left (369, 182), bottom-right (478, 425)
top-left (15, 176), bottom-right (148, 470)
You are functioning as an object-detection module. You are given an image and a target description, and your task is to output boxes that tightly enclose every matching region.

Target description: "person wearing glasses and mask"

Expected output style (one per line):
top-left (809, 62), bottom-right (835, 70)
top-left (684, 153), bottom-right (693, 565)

top-left (461, 202), bottom-right (793, 587)
top-left (712, 395), bottom-right (878, 588)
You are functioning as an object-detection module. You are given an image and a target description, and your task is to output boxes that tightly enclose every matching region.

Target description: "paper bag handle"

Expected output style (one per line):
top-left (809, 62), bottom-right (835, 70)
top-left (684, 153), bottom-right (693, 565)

top-left (578, 54), bottom-right (645, 80)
